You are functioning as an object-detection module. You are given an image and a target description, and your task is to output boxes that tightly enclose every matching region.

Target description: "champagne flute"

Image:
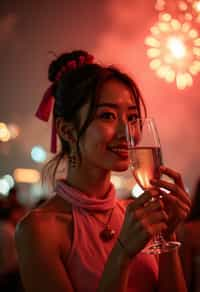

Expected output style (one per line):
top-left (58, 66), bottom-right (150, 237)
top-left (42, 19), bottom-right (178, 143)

top-left (126, 117), bottom-right (181, 254)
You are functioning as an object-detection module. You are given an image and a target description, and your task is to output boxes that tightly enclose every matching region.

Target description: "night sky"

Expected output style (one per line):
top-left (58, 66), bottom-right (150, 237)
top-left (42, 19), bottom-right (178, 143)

top-left (0, 0), bottom-right (199, 195)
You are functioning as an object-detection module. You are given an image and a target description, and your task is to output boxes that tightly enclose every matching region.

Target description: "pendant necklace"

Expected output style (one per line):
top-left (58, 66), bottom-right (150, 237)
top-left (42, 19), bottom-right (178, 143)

top-left (91, 208), bottom-right (115, 242)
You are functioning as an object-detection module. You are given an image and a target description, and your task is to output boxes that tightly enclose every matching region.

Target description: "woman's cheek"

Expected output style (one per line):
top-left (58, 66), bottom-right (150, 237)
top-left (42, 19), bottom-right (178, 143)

top-left (81, 122), bottom-right (117, 146)
top-left (95, 124), bottom-right (117, 141)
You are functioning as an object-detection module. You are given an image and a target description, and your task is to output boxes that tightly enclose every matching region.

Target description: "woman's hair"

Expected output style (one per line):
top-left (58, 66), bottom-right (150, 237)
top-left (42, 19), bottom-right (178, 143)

top-left (186, 178), bottom-right (200, 221)
top-left (42, 50), bottom-right (147, 185)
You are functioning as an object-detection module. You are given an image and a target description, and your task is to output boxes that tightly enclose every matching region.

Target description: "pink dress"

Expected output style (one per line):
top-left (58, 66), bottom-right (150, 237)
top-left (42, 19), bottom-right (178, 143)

top-left (55, 181), bottom-right (158, 292)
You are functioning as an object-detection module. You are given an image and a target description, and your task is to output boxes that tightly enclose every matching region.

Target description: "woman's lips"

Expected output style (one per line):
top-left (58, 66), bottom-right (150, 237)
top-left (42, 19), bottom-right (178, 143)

top-left (109, 147), bottom-right (129, 159)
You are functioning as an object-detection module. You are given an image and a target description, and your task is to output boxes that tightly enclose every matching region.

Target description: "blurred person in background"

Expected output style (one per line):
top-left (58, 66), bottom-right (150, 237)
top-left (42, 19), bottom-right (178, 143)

top-left (179, 178), bottom-right (200, 292)
top-left (0, 186), bottom-right (26, 291)
top-left (8, 187), bottom-right (27, 226)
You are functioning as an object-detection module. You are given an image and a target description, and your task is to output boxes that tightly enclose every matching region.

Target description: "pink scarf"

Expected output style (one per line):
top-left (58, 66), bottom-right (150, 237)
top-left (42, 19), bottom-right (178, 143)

top-left (54, 180), bottom-right (158, 292)
top-left (55, 180), bottom-right (116, 211)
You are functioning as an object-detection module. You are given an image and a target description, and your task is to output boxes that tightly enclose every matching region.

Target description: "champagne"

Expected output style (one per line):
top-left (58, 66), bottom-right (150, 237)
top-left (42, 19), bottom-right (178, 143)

top-left (126, 118), bottom-right (181, 253)
top-left (130, 146), bottom-right (162, 190)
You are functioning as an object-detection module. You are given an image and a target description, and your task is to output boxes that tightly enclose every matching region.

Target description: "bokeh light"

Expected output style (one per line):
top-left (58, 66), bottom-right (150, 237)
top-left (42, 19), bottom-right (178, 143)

top-left (0, 122), bottom-right (11, 142)
top-left (0, 178), bottom-right (10, 196)
top-left (13, 168), bottom-right (41, 183)
top-left (145, 13), bottom-right (200, 89)
top-left (3, 174), bottom-right (15, 189)
top-left (0, 122), bottom-right (19, 142)
top-left (0, 175), bottom-right (15, 196)
top-left (31, 145), bottom-right (47, 163)
top-left (7, 123), bottom-right (20, 139)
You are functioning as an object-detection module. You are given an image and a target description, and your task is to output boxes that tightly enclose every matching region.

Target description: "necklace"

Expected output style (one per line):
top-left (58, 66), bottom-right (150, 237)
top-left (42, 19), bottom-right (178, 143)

top-left (91, 208), bottom-right (115, 242)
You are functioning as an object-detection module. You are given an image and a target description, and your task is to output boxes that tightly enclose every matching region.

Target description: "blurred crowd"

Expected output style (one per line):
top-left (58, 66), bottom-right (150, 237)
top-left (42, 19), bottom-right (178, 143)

top-left (0, 186), bottom-right (46, 291)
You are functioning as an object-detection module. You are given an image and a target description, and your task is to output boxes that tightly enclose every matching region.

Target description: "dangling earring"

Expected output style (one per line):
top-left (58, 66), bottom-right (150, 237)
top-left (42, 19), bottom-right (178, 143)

top-left (68, 148), bottom-right (78, 168)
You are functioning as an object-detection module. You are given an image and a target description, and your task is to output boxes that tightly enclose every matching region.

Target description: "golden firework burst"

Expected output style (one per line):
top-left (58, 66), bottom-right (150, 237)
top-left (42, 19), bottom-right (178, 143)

top-left (155, 0), bottom-right (200, 23)
top-left (179, 0), bottom-right (200, 23)
top-left (145, 13), bottom-right (200, 89)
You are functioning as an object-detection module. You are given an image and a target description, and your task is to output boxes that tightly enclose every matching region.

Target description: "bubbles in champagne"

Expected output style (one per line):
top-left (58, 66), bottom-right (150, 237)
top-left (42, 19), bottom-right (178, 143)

top-left (130, 146), bottom-right (162, 189)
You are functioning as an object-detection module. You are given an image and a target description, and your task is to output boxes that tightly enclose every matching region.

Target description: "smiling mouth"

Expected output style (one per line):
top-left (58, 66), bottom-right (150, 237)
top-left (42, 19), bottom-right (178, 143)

top-left (108, 147), bottom-right (129, 158)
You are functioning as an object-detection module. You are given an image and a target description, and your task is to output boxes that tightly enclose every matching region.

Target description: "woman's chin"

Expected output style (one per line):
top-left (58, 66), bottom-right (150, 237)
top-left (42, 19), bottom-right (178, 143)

top-left (112, 162), bottom-right (129, 172)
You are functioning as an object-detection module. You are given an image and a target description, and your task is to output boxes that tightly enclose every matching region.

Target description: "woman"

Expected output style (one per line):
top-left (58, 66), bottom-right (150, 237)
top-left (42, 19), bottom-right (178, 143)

top-left (15, 50), bottom-right (191, 292)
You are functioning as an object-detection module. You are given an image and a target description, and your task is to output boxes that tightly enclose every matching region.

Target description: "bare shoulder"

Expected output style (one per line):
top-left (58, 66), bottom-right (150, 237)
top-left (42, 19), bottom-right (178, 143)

top-left (15, 196), bottom-right (75, 291)
top-left (15, 195), bottom-right (73, 261)
top-left (16, 208), bottom-right (58, 242)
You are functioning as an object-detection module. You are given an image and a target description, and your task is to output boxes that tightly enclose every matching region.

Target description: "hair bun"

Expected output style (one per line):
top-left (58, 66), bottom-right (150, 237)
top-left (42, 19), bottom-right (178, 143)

top-left (48, 50), bottom-right (93, 82)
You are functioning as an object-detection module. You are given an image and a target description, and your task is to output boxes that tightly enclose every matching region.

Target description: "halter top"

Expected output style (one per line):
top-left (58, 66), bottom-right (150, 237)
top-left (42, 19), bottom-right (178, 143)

top-left (55, 180), bottom-right (158, 292)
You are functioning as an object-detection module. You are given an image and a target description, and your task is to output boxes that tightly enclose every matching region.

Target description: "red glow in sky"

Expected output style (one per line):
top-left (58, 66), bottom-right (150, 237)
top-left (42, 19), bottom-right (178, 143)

top-left (0, 0), bottom-right (199, 193)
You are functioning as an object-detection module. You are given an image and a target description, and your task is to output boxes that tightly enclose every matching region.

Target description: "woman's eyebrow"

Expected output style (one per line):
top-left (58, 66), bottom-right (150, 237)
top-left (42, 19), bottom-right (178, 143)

top-left (96, 102), bottom-right (137, 110)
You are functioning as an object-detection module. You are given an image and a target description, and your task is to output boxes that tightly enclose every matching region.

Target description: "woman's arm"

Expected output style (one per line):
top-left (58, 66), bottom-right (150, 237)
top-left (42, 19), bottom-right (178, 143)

top-left (98, 191), bottom-right (167, 292)
top-left (150, 166), bottom-right (191, 292)
top-left (158, 233), bottom-right (187, 292)
top-left (15, 211), bottom-right (74, 292)
top-left (97, 239), bottom-right (132, 292)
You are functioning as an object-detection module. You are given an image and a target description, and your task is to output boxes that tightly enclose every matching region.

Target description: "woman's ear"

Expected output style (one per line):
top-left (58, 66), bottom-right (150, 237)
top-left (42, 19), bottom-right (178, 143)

top-left (56, 118), bottom-right (77, 143)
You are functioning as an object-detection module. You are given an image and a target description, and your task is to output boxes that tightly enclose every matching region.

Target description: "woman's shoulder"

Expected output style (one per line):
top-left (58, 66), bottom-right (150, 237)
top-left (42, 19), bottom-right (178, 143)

top-left (15, 197), bottom-right (74, 286)
top-left (15, 195), bottom-right (73, 251)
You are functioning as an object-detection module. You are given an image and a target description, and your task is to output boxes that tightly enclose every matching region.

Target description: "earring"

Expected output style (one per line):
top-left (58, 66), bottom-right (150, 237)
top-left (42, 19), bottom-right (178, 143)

top-left (68, 148), bottom-right (78, 168)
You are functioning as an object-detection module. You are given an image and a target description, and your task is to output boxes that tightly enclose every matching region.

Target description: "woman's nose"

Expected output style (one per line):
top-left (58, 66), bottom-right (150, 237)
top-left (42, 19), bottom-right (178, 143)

top-left (116, 118), bottom-right (128, 138)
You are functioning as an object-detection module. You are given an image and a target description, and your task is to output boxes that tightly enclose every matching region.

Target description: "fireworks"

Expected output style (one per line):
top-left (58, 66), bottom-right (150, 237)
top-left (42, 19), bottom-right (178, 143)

top-left (145, 13), bottom-right (200, 89)
top-left (155, 0), bottom-right (200, 23)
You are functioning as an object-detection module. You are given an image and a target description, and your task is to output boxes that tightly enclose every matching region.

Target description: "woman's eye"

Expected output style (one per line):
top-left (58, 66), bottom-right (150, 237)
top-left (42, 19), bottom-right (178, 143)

top-left (128, 114), bottom-right (138, 123)
top-left (99, 112), bottom-right (116, 120)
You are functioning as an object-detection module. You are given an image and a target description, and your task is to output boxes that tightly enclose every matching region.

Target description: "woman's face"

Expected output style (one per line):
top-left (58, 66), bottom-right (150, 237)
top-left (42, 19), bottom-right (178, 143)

top-left (79, 78), bottom-right (139, 172)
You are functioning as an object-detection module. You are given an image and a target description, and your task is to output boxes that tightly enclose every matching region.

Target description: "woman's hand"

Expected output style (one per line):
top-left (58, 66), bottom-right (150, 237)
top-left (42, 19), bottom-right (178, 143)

top-left (150, 166), bottom-right (191, 239)
top-left (119, 190), bottom-right (168, 258)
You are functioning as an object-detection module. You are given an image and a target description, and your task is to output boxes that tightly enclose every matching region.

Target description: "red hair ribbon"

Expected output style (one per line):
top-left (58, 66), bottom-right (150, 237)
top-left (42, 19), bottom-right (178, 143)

top-left (35, 84), bottom-right (57, 153)
top-left (35, 85), bottom-right (54, 121)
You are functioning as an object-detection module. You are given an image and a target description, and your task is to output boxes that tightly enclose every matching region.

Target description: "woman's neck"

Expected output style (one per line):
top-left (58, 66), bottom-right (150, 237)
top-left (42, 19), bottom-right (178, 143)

top-left (66, 166), bottom-right (111, 199)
